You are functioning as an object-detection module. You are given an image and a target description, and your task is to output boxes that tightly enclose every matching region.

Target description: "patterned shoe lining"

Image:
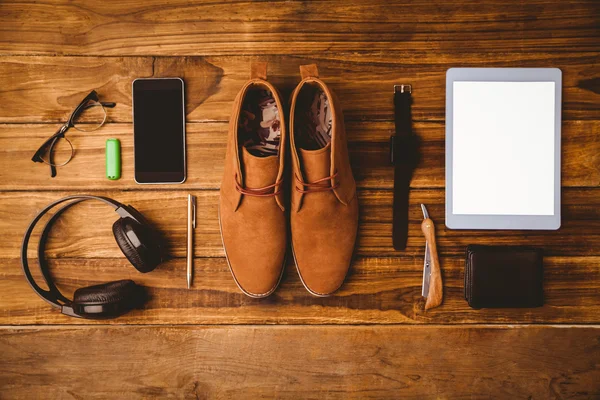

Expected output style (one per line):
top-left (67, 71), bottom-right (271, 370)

top-left (238, 87), bottom-right (281, 157)
top-left (295, 83), bottom-right (332, 151)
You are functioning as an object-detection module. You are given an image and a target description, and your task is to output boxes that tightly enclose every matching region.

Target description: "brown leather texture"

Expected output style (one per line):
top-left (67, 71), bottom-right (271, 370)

top-left (250, 62), bottom-right (268, 80)
top-left (299, 63), bottom-right (320, 79)
top-left (289, 64), bottom-right (359, 296)
top-left (464, 245), bottom-right (544, 309)
top-left (219, 64), bottom-right (287, 298)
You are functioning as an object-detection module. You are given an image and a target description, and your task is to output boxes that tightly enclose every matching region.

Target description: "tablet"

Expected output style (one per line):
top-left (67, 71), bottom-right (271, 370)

top-left (445, 68), bottom-right (561, 230)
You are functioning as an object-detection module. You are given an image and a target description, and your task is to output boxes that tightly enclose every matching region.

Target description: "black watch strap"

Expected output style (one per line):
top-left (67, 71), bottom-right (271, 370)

top-left (390, 84), bottom-right (417, 250)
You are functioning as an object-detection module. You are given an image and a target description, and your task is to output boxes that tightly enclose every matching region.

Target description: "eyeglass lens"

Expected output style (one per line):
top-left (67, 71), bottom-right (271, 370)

top-left (71, 101), bottom-right (108, 132)
top-left (39, 135), bottom-right (74, 167)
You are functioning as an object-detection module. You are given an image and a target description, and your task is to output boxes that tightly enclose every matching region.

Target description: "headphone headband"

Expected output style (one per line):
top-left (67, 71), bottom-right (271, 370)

top-left (20, 195), bottom-right (128, 310)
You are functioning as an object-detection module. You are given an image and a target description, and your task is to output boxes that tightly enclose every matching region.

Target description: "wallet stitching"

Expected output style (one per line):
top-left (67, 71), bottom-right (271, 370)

top-left (465, 247), bottom-right (474, 306)
top-left (465, 249), bottom-right (468, 302)
top-left (468, 251), bottom-right (474, 306)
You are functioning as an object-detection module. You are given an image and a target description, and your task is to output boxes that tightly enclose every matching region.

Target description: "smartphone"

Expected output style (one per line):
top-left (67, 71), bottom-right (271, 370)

top-left (133, 78), bottom-right (186, 184)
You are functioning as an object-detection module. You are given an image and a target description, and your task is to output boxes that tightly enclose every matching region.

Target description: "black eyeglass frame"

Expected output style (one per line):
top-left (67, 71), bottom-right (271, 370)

top-left (31, 90), bottom-right (116, 177)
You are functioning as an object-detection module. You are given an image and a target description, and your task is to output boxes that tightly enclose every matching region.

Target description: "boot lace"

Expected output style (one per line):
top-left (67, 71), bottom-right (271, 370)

top-left (295, 172), bottom-right (339, 194)
top-left (235, 174), bottom-right (283, 197)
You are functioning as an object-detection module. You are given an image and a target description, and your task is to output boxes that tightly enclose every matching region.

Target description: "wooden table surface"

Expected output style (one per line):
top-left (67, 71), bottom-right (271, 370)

top-left (1, 1), bottom-right (599, 398)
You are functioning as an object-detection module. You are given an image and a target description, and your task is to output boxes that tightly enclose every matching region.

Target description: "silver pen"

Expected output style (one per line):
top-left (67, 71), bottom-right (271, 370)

top-left (187, 194), bottom-right (196, 289)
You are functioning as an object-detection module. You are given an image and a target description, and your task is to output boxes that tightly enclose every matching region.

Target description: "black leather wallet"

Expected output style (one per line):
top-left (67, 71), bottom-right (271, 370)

top-left (464, 245), bottom-right (544, 309)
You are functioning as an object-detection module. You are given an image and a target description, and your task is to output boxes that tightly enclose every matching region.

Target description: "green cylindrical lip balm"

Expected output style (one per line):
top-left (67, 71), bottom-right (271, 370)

top-left (106, 138), bottom-right (121, 180)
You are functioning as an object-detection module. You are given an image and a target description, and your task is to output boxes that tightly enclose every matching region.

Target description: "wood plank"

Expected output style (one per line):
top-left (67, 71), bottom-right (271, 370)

top-left (0, 1), bottom-right (598, 395)
top-left (0, 326), bottom-right (598, 399)
top-left (2, 120), bottom-right (597, 191)
top-left (0, 54), bottom-right (598, 123)
top-left (1, 255), bottom-right (599, 325)
top-left (0, 190), bottom-right (597, 260)
top-left (0, 0), bottom-right (598, 55)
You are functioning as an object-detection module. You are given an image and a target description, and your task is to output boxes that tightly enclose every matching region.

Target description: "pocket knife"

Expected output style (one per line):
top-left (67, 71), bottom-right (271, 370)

top-left (421, 204), bottom-right (443, 310)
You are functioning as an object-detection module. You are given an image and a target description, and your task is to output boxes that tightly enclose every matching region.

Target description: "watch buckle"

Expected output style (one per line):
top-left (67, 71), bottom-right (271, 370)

top-left (394, 84), bottom-right (412, 94)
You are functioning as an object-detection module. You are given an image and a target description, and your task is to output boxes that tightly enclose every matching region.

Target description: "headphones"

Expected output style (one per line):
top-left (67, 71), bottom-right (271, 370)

top-left (21, 195), bottom-right (164, 319)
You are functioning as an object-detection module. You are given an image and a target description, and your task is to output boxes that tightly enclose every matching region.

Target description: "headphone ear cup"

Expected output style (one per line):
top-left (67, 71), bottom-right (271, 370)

top-left (113, 218), bottom-right (162, 273)
top-left (71, 279), bottom-right (144, 319)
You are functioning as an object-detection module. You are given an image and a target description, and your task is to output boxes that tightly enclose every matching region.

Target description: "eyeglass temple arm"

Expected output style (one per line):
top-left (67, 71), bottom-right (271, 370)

top-left (47, 136), bottom-right (59, 178)
top-left (31, 126), bottom-right (64, 177)
top-left (86, 89), bottom-right (115, 108)
top-left (80, 101), bottom-right (115, 113)
top-left (32, 124), bottom-right (66, 160)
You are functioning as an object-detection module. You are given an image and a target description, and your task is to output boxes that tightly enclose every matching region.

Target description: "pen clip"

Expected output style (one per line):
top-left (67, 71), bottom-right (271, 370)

top-left (192, 197), bottom-right (196, 229)
top-left (189, 194), bottom-right (196, 229)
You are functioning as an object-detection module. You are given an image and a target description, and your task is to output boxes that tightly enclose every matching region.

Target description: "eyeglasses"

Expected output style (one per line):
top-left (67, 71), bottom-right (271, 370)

top-left (32, 90), bottom-right (116, 177)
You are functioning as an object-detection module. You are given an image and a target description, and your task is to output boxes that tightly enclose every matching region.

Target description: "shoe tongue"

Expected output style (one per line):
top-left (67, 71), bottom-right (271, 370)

top-left (298, 142), bottom-right (332, 183)
top-left (241, 146), bottom-right (279, 187)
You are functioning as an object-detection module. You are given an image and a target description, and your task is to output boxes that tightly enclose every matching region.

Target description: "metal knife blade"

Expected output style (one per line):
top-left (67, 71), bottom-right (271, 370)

top-left (421, 203), bottom-right (429, 220)
top-left (422, 241), bottom-right (431, 297)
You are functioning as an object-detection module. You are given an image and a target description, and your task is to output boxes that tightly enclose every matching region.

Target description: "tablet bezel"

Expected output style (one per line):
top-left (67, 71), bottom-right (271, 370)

top-left (445, 68), bottom-right (562, 230)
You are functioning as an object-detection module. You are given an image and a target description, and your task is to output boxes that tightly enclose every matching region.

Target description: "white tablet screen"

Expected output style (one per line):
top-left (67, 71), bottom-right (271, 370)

top-left (452, 81), bottom-right (555, 216)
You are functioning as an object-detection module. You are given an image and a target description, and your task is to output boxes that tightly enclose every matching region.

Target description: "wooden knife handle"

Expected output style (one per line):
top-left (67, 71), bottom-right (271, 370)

top-left (421, 218), bottom-right (443, 310)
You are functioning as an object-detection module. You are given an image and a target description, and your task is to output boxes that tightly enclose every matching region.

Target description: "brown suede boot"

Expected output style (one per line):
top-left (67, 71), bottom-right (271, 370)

top-left (219, 62), bottom-right (287, 298)
top-left (289, 64), bottom-right (359, 296)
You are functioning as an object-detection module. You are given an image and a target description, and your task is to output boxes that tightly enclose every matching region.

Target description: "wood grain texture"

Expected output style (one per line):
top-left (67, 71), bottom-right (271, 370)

top-left (1, 0), bottom-right (599, 396)
top-left (0, 55), bottom-right (598, 124)
top-left (1, 325), bottom-right (599, 399)
top-left (1, 190), bottom-right (597, 260)
top-left (1, 0), bottom-right (599, 55)
top-left (1, 120), bottom-right (598, 190)
top-left (2, 255), bottom-right (598, 325)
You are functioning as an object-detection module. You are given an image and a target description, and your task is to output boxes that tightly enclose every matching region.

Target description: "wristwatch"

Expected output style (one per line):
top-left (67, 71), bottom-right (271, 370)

top-left (390, 84), bottom-right (419, 250)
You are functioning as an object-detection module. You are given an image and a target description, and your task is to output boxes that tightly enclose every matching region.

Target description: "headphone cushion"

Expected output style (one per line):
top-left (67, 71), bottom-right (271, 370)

top-left (73, 279), bottom-right (140, 305)
top-left (72, 279), bottom-right (144, 318)
top-left (112, 218), bottom-right (161, 273)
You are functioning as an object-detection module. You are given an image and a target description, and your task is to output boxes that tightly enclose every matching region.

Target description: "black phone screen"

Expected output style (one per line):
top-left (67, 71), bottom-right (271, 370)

top-left (133, 78), bottom-right (186, 183)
